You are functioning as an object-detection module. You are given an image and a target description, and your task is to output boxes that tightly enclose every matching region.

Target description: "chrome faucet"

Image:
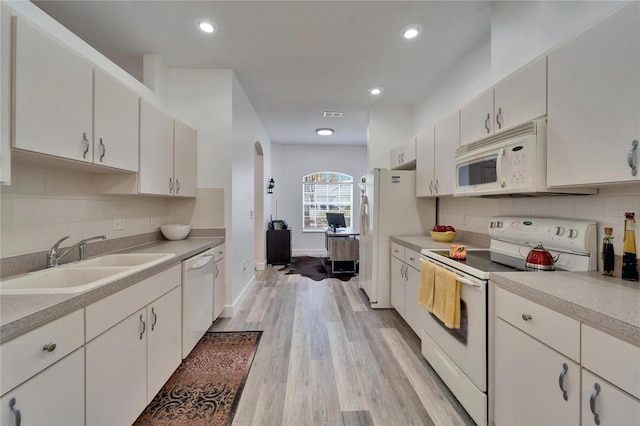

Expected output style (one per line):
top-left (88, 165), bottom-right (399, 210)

top-left (47, 235), bottom-right (107, 268)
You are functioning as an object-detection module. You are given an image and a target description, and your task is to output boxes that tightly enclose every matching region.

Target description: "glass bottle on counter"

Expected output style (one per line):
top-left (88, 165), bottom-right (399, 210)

top-left (622, 212), bottom-right (639, 281)
top-left (602, 227), bottom-right (615, 276)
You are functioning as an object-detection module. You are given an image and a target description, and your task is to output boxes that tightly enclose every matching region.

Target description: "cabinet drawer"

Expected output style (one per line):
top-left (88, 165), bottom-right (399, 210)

top-left (0, 309), bottom-right (84, 396)
top-left (213, 244), bottom-right (225, 262)
top-left (390, 242), bottom-right (405, 260)
top-left (85, 265), bottom-right (180, 341)
top-left (405, 248), bottom-right (421, 271)
top-left (494, 287), bottom-right (580, 362)
top-left (582, 324), bottom-right (640, 400)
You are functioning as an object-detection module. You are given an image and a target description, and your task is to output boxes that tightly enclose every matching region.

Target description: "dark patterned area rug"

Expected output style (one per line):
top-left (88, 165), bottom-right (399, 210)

top-left (279, 256), bottom-right (357, 281)
top-left (133, 331), bottom-right (261, 426)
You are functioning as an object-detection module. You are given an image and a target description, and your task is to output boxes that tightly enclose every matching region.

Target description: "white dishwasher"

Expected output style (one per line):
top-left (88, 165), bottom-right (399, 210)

top-left (181, 248), bottom-right (215, 359)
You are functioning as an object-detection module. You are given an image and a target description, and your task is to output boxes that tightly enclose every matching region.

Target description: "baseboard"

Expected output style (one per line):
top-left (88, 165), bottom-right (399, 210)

top-left (222, 274), bottom-right (256, 318)
top-left (292, 249), bottom-right (328, 257)
top-left (255, 260), bottom-right (266, 271)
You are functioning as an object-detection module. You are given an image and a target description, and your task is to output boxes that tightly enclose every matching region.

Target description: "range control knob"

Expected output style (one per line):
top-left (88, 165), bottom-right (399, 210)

top-left (496, 221), bottom-right (503, 228)
top-left (568, 229), bottom-right (578, 238)
top-left (555, 226), bottom-right (565, 236)
top-left (489, 222), bottom-right (496, 229)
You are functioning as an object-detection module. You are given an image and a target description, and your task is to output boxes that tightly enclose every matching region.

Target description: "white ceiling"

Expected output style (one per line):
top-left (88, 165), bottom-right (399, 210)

top-left (32, 1), bottom-right (494, 146)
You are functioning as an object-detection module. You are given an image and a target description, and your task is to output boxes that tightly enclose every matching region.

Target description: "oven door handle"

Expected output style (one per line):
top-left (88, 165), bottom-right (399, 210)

top-left (456, 275), bottom-right (482, 288)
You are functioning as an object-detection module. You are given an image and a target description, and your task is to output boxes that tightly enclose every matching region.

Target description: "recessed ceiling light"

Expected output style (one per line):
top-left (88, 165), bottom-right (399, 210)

top-left (316, 128), bottom-right (334, 136)
top-left (196, 18), bottom-right (215, 33)
top-left (369, 87), bottom-right (383, 95)
top-left (401, 24), bottom-right (422, 40)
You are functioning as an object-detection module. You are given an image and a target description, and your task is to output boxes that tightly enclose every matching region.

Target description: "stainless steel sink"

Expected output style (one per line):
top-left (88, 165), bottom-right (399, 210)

top-left (0, 253), bottom-right (175, 295)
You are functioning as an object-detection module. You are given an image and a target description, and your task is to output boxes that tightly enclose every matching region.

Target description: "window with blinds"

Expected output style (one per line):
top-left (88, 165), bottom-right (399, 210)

top-left (302, 172), bottom-right (353, 232)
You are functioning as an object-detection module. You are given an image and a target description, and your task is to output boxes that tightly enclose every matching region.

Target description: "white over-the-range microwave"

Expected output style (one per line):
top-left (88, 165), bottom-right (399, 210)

top-left (454, 119), bottom-right (596, 197)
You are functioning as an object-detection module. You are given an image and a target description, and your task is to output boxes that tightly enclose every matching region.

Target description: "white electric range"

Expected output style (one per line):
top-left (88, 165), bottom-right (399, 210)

top-left (419, 216), bottom-right (598, 426)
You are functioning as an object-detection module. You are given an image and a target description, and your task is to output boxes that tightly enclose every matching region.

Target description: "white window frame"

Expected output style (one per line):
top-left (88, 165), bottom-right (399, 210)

top-left (302, 171), bottom-right (353, 232)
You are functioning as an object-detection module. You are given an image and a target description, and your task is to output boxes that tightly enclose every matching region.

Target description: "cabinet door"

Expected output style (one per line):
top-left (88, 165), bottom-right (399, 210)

top-left (86, 309), bottom-right (147, 426)
top-left (547, 2), bottom-right (639, 186)
top-left (390, 257), bottom-right (406, 317)
top-left (213, 259), bottom-right (226, 321)
top-left (390, 145), bottom-right (404, 169)
top-left (0, 349), bottom-right (84, 426)
top-left (494, 56), bottom-right (547, 133)
top-left (1, 3), bottom-right (10, 184)
top-left (94, 68), bottom-right (139, 171)
top-left (494, 319), bottom-right (580, 425)
top-left (147, 287), bottom-right (182, 402)
top-left (139, 99), bottom-right (174, 195)
top-left (581, 369), bottom-right (640, 426)
top-left (460, 89), bottom-right (493, 146)
top-left (13, 16), bottom-right (93, 161)
top-left (173, 119), bottom-right (197, 197)
top-left (404, 265), bottom-right (422, 335)
top-left (416, 127), bottom-right (435, 197)
top-left (434, 111), bottom-right (459, 196)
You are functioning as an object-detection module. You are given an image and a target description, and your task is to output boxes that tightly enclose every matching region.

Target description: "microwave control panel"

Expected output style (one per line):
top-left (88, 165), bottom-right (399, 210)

top-left (506, 144), bottom-right (530, 187)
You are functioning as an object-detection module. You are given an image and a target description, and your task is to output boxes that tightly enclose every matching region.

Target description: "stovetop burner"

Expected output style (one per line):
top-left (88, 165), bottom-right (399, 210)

top-left (428, 250), bottom-right (565, 273)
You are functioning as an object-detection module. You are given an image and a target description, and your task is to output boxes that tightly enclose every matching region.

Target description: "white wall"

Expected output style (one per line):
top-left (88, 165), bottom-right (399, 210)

top-left (271, 143), bottom-right (367, 256)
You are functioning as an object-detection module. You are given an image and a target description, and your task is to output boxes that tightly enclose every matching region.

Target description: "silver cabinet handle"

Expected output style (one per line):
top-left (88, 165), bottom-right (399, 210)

top-left (176, 178), bottom-right (181, 194)
top-left (42, 343), bottom-right (57, 352)
top-left (151, 307), bottom-right (157, 331)
top-left (434, 179), bottom-right (439, 194)
top-left (99, 138), bottom-right (106, 162)
top-left (496, 107), bottom-right (503, 129)
top-left (169, 177), bottom-right (174, 194)
top-left (398, 153), bottom-right (402, 165)
top-left (558, 363), bottom-right (569, 401)
top-left (522, 313), bottom-right (532, 321)
top-left (82, 132), bottom-right (90, 159)
top-left (590, 383), bottom-right (601, 425)
top-left (215, 264), bottom-right (219, 279)
top-left (484, 113), bottom-right (491, 134)
top-left (9, 398), bottom-right (21, 426)
top-left (139, 314), bottom-right (146, 340)
top-left (401, 152), bottom-right (405, 163)
top-left (403, 264), bottom-right (408, 280)
top-left (429, 180), bottom-right (434, 194)
top-left (628, 139), bottom-right (638, 176)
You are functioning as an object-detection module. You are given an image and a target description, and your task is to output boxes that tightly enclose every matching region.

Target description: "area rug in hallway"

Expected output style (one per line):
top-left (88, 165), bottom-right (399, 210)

top-left (279, 256), bottom-right (357, 281)
top-left (133, 331), bottom-right (262, 426)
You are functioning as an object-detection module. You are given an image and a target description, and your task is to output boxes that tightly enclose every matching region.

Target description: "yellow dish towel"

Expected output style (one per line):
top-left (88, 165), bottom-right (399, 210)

top-left (431, 265), bottom-right (461, 330)
top-left (418, 259), bottom-right (435, 310)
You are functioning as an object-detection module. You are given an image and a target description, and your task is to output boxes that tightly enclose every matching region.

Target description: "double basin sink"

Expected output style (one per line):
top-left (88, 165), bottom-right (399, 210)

top-left (0, 253), bottom-right (175, 295)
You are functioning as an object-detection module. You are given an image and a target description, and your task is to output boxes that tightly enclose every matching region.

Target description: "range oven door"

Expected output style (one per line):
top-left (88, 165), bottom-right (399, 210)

top-left (421, 259), bottom-right (487, 392)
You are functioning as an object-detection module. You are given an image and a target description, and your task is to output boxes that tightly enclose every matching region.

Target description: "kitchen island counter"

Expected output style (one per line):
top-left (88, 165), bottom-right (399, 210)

top-left (0, 237), bottom-right (224, 343)
top-left (490, 271), bottom-right (640, 345)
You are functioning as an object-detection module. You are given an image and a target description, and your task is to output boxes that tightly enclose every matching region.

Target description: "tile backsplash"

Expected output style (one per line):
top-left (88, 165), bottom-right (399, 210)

top-left (441, 184), bottom-right (640, 262)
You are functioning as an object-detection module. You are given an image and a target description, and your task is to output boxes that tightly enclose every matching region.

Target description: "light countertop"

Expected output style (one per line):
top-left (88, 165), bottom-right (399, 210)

top-left (0, 237), bottom-right (223, 343)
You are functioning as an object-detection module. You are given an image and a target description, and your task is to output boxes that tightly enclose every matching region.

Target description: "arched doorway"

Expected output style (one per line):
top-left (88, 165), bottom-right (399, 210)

top-left (254, 142), bottom-right (266, 269)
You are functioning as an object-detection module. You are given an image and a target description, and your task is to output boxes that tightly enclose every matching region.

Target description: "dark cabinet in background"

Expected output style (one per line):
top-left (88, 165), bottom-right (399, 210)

top-left (267, 230), bottom-right (291, 265)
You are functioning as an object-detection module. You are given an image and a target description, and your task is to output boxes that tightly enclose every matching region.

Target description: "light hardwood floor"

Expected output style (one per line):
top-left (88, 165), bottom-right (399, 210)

top-left (211, 266), bottom-right (475, 426)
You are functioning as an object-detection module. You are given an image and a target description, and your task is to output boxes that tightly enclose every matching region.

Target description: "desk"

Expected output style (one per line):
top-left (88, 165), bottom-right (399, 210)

top-left (325, 228), bottom-right (359, 274)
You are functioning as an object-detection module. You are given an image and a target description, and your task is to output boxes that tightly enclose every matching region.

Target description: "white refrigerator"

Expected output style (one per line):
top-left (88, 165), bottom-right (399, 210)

top-left (359, 169), bottom-right (435, 308)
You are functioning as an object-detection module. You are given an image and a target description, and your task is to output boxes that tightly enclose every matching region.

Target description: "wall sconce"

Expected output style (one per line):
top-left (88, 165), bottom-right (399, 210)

top-left (267, 177), bottom-right (275, 194)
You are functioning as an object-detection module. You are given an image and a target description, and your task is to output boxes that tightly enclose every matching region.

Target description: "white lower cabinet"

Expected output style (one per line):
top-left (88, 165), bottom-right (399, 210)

top-left (582, 369), bottom-right (640, 426)
top-left (86, 286), bottom-right (182, 425)
top-left (390, 243), bottom-right (423, 335)
top-left (0, 348), bottom-right (85, 426)
top-left (391, 256), bottom-right (406, 317)
top-left (494, 318), bottom-right (580, 425)
top-left (213, 245), bottom-right (226, 321)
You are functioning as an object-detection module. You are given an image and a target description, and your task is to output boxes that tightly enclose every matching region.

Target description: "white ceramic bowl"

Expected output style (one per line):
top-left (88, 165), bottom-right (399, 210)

top-left (160, 224), bottom-right (191, 240)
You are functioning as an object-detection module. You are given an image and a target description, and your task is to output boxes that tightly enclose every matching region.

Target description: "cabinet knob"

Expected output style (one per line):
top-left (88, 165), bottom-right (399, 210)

top-left (522, 313), bottom-right (532, 321)
top-left (42, 343), bottom-right (57, 352)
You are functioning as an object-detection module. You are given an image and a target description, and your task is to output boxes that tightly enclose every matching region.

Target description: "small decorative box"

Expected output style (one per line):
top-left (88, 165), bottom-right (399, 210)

top-left (449, 244), bottom-right (467, 259)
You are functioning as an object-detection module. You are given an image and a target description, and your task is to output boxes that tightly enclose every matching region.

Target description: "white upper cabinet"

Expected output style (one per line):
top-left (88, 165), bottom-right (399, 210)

top-left (416, 127), bottom-right (435, 197)
top-left (416, 112), bottom-right (459, 197)
top-left (13, 16), bottom-right (93, 161)
top-left (1, 3), bottom-right (11, 184)
top-left (93, 69), bottom-right (139, 172)
top-left (139, 99), bottom-right (175, 195)
top-left (390, 137), bottom-right (417, 170)
top-left (547, 2), bottom-right (639, 187)
top-left (460, 56), bottom-right (547, 146)
top-left (173, 119), bottom-right (197, 197)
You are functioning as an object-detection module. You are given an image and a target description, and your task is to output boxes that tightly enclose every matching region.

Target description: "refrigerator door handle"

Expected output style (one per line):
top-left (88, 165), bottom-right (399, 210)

top-left (360, 195), bottom-right (369, 244)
